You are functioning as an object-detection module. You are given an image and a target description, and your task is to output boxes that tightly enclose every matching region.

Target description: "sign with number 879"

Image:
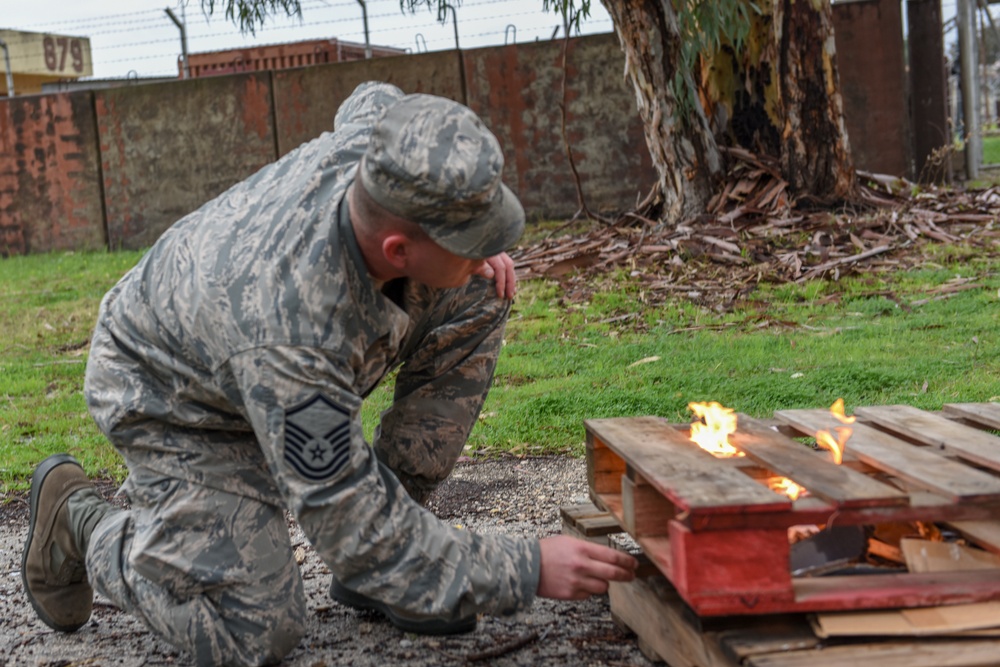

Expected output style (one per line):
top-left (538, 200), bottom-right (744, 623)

top-left (43, 36), bottom-right (86, 73)
top-left (0, 30), bottom-right (93, 78)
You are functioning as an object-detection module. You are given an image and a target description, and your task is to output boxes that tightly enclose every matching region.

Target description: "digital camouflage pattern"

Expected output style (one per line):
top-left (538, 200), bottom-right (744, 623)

top-left (82, 81), bottom-right (539, 667)
top-left (361, 93), bottom-right (524, 260)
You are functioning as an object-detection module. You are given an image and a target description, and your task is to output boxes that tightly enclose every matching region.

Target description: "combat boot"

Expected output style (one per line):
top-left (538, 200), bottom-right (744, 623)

top-left (330, 579), bottom-right (477, 635)
top-left (22, 454), bottom-right (114, 632)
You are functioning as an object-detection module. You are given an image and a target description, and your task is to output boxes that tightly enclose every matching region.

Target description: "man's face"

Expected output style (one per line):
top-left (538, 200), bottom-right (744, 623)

top-left (404, 235), bottom-right (485, 289)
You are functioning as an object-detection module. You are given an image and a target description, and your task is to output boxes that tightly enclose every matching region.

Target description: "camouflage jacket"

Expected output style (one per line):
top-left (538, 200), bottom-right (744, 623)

top-left (90, 82), bottom-right (540, 620)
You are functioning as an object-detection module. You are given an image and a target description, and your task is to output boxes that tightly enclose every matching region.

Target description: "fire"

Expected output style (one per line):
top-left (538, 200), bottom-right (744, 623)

top-left (768, 476), bottom-right (806, 500)
top-left (688, 401), bottom-right (744, 458)
top-left (830, 398), bottom-right (856, 425)
top-left (815, 428), bottom-right (851, 464)
top-left (815, 399), bottom-right (854, 465)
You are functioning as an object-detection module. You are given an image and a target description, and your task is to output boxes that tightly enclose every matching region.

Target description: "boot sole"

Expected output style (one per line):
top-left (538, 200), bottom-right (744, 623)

top-left (22, 453), bottom-right (90, 632)
top-left (330, 581), bottom-right (476, 636)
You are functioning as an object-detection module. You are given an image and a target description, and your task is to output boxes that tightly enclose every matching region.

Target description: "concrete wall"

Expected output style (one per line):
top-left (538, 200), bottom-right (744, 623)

top-left (464, 36), bottom-right (654, 219)
top-left (273, 50), bottom-right (465, 156)
top-left (96, 72), bottom-right (277, 250)
top-left (833, 0), bottom-right (912, 178)
top-left (0, 91), bottom-right (105, 256)
top-left (0, 24), bottom-right (919, 257)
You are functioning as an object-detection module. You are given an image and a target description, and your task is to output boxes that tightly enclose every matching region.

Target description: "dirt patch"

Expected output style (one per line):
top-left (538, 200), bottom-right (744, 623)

top-left (0, 456), bottom-right (649, 667)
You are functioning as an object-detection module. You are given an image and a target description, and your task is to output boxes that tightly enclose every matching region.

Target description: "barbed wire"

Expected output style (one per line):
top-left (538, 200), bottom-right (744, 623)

top-left (2, 0), bottom-right (613, 77)
top-left (13, 0), bottom-right (537, 32)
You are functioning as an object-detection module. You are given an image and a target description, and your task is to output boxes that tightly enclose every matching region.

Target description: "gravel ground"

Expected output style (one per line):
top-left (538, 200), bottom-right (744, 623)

top-left (0, 456), bottom-right (650, 667)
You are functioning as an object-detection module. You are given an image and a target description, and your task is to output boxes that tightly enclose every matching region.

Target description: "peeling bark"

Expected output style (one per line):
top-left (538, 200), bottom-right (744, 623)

top-left (775, 0), bottom-right (855, 201)
top-left (602, 0), bottom-right (855, 222)
top-left (600, 0), bottom-right (722, 223)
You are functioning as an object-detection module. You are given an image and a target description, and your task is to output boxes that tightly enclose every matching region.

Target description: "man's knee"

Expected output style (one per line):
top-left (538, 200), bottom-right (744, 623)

top-left (133, 561), bottom-right (307, 667)
top-left (86, 476), bottom-right (308, 666)
top-left (211, 596), bottom-right (307, 667)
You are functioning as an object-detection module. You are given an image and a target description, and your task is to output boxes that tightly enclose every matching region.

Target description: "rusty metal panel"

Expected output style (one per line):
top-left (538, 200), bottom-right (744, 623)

top-left (833, 0), bottom-right (912, 178)
top-left (96, 73), bottom-right (276, 250)
top-left (273, 51), bottom-right (465, 157)
top-left (463, 34), bottom-right (653, 222)
top-left (0, 91), bottom-right (105, 257)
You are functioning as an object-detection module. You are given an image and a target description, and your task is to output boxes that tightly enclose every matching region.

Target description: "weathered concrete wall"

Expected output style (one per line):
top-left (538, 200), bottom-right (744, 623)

top-left (0, 26), bottom-right (919, 257)
top-left (0, 92), bottom-right (105, 256)
top-left (95, 73), bottom-right (277, 249)
top-left (273, 50), bottom-right (465, 156)
top-left (833, 0), bottom-right (912, 178)
top-left (463, 34), bottom-right (654, 221)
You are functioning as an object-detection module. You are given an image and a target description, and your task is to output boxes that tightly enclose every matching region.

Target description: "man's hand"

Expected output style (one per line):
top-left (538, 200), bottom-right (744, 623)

top-left (536, 535), bottom-right (639, 600)
top-left (474, 252), bottom-right (516, 300)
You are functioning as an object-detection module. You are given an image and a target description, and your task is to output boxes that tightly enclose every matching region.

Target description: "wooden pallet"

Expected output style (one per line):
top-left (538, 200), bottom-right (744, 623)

top-left (585, 402), bottom-right (1000, 617)
top-left (608, 572), bottom-right (1000, 667)
top-left (561, 503), bottom-right (1000, 666)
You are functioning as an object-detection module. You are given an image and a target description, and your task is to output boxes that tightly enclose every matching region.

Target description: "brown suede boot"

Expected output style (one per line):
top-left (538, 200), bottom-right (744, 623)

top-left (22, 454), bottom-right (111, 632)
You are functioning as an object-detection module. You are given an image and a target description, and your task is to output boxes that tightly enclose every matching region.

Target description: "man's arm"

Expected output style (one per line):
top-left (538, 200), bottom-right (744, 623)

top-left (227, 345), bottom-right (541, 620)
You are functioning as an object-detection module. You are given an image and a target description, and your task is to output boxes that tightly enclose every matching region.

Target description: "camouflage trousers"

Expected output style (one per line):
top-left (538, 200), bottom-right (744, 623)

top-left (87, 466), bottom-right (306, 667)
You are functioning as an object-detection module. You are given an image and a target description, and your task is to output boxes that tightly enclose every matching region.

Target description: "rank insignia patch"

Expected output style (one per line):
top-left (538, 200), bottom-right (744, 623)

top-left (284, 394), bottom-right (351, 481)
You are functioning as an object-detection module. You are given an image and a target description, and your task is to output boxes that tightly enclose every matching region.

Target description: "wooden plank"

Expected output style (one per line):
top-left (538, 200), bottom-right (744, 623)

top-left (776, 408), bottom-right (1000, 502)
top-left (793, 570), bottom-right (1000, 610)
top-left (947, 520), bottom-right (1000, 555)
top-left (670, 521), bottom-right (794, 612)
top-left (728, 416), bottom-right (908, 508)
top-left (680, 568), bottom-right (1000, 617)
top-left (611, 577), bottom-right (1000, 667)
top-left (585, 417), bottom-right (789, 514)
top-left (856, 405), bottom-right (1000, 472)
top-left (748, 639), bottom-right (1000, 667)
top-left (586, 430), bottom-right (626, 499)
top-left (719, 622), bottom-right (819, 663)
top-left (944, 402), bottom-right (1000, 430)
top-left (560, 502), bottom-right (621, 547)
top-left (622, 473), bottom-right (675, 537)
top-left (609, 575), bottom-right (736, 667)
top-left (559, 503), bottom-right (623, 537)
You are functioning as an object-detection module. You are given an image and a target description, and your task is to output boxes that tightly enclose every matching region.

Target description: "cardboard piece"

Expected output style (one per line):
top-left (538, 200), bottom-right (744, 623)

top-left (812, 538), bottom-right (1000, 637)
top-left (812, 603), bottom-right (1000, 637)
top-left (900, 538), bottom-right (1000, 572)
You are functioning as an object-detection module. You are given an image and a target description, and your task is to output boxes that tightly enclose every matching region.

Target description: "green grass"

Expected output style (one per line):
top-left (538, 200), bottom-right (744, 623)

top-left (984, 135), bottom-right (1000, 166)
top-left (2, 247), bottom-right (999, 494)
top-left (0, 251), bottom-right (147, 489)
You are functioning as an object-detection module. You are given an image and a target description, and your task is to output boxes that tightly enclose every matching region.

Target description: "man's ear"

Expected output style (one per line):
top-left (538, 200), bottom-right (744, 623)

top-left (381, 233), bottom-right (409, 271)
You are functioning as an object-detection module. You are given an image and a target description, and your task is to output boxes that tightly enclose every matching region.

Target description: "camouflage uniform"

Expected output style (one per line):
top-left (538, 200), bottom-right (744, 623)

top-left (83, 82), bottom-right (539, 667)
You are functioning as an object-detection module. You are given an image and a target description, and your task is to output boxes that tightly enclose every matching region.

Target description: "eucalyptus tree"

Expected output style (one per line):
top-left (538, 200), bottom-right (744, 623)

top-left (598, 0), bottom-right (855, 221)
top-left (201, 0), bottom-right (856, 223)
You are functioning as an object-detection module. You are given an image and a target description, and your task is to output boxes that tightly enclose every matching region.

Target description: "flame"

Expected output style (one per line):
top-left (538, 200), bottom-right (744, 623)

top-left (830, 398), bottom-right (856, 425)
top-left (815, 428), bottom-right (850, 464)
top-left (688, 401), bottom-right (744, 458)
top-left (815, 399), bottom-right (854, 465)
top-left (768, 476), bottom-right (806, 500)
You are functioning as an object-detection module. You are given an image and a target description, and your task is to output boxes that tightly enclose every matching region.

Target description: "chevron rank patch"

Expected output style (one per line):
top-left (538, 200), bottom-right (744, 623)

top-left (284, 394), bottom-right (351, 481)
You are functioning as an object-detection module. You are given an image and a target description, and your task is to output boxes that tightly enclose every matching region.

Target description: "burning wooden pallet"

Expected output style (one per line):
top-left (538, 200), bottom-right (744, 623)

top-left (600, 570), bottom-right (1000, 667)
top-left (585, 402), bottom-right (1000, 618)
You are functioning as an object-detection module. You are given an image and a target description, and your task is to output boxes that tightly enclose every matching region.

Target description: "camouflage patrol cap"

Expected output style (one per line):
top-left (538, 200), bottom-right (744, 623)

top-left (360, 93), bottom-right (525, 260)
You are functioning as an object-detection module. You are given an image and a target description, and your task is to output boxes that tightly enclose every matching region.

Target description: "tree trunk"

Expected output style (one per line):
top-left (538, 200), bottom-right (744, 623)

top-left (600, 0), bottom-right (723, 222)
top-left (603, 0), bottom-right (855, 221)
top-left (776, 0), bottom-right (855, 200)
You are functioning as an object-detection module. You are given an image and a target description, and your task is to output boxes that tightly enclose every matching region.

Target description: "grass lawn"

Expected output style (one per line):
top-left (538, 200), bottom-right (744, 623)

top-left (1, 244), bottom-right (999, 494)
top-left (984, 135), bottom-right (1000, 166)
